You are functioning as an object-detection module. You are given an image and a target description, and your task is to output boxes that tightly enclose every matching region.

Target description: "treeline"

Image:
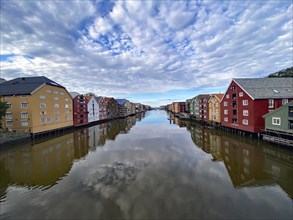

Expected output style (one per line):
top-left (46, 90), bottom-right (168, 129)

top-left (267, 66), bottom-right (293, 78)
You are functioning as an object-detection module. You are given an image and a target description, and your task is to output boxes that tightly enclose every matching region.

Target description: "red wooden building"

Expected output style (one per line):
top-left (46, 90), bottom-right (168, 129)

top-left (71, 93), bottom-right (89, 127)
top-left (221, 78), bottom-right (293, 133)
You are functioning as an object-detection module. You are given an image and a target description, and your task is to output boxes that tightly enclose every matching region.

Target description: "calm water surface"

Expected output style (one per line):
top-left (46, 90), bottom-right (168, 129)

top-left (0, 110), bottom-right (292, 220)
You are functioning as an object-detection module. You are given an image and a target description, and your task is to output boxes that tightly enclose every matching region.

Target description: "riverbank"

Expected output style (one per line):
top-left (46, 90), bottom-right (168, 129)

top-left (0, 111), bottom-right (146, 146)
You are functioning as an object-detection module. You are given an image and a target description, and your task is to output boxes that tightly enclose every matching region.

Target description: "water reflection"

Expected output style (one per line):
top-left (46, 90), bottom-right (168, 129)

top-left (0, 115), bottom-right (140, 199)
top-left (175, 118), bottom-right (293, 199)
top-left (0, 111), bottom-right (292, 220)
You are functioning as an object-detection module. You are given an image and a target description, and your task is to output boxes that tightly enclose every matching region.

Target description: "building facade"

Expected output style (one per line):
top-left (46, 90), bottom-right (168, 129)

top-left (208, 94), bottom-right (224, 124)
top-left (71, 93), bottom-right (88, 127)
top-left (86, 96), bottom-right (100, 123)
top-left (221, 78), bottom-right (293, 133)
top-left (1, 77), bottom-right (73, 134)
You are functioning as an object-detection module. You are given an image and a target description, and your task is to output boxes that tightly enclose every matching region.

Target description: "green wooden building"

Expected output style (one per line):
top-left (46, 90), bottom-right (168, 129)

top-left (262, 101), bottom-right (293, 146)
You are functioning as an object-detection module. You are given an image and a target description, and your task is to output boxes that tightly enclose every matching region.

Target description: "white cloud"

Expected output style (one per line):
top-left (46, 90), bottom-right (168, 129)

top-left (0, 0), bottom-right (292, 106)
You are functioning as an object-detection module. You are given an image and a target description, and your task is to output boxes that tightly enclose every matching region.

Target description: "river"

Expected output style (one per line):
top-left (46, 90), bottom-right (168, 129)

top-left (0, 110), bottom-right (292, 220)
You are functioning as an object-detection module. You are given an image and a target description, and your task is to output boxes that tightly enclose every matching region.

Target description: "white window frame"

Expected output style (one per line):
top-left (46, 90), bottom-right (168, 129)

top-left (60, 91), bottom-right (64, 95)
top-left (6, 120), bottom-right (12, 126)
top-left (224, 117), bottom-right (228, 122)
top-left (243, 110), bottom-right (249, 116)
top-left (54, 116), bottom-right (59, 121)
top-left (224, 110), bottom-right (228, 115)
top-left (20, 95), bottom-right (27, 98)
top-left (21, 102), bottom-right (28, 108)
top-left (65, 98), bottom-right (69, 101)
top-left (268, 99), bottom-right (274, 108)
top-left (47, 117), bottom-right (52, 123)
top-left (65, 104), bottom-right (69, 108)
top-left (40, 118), bottom-right (46, 123)
top-left (54, 104), bottom-right (59, 108)
top-left (226, 94), bottom-right (229, 98)
top-left (272, 117), bottom-right (281, 125)
top-left (282, 99), bottom-right (288, 105)
top-left (46, 89), bottom-right (51, 93)
top-left (54, 97), bottom-right (59, 100)
top-left (239, 92), bottom-right (243, 97)
top-left (40, 103), bottom-right (46, 108)
top-left (40, 95), bottom-right (46, 99)
top-left (7, 103), bottom-right (12, 109)
top-left (242, 119), bottom-right (248, 125)
top-left (224, 101), bottom-right (228, 106)
top-left (20, 112), bottom-right (28, 118)
top-left (21, 120), bottom-right (28, 126)
top-left (54, 91), bottom-right (58, 94)
top-left (243, 100), bottom-right (248, 106)
top-left (5, 112), bottom-right (12, 119)
top-left (5, 96), bottom-right (12, 99)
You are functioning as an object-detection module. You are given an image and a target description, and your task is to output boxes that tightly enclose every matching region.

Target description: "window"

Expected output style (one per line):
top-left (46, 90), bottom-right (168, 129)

top-left (54, 97), bottom-right (59, 100)
top-left (21, 112), bottom-right (28, 118)
top-left (54, 104), bottom-right (59, 108)
top-left (66, 115), bottom-right (71, 121)
top-left (232, 118), bottom-right (238, 124)
top-left (5, 113), bottom-right (12, 119)
top-left (6, 103), bottom-right (12, 109)
top-left (21, 120), bottom-right (28, 126)
top-left (242, 119), bottom-right (248, 125)
top-left (233, 110), bottom-right (237, 115)
top-left (54, 116), bottom-right (59, 121)
top-left (40, 95), bottom-right (46, 99)
top-left (268, 99), bottom-right (274, 108)
top-left (226, 94), bottom-right (229, 98)
top-left (54, 110), bottom-right (59, 114)
top-left (40, 118), bottom-right (46, 123)
top-left (224, 101), bottom-right (228, 106)
top-left (224, 110), bottom-right (228, 115)
top-left (239, 92), bottom-right (243, 97)
top-left (5, 96), bottom-right (12, 99)
top-left (232, 86), bottom-right (235, 91)
top-left (65, 98), bottom-right (69, 101)
top-left (40, 111), bottom-right (46, 115)
top-left (243, 100), bottom-right (248, 106)
top-left (47, 89), bottom-right (51, 93)
top-left (272, 117), bottom-right (281, 125)
top-left (6, 121), bottom-right (12, 126)
top-left (224, 117), bottom-right (228, 122)
top-left (282, 99), bottom-right (288, 105)
top-left (60, 91), bottom-right (64, 95)
top-left (65, 104), bottom-right (69, 108)
top-left (47, 118), bottom-right (52, 123)
top-left (243, 110), bottom-right (249, 116)
top-left (289, 106), bottom-right (293, 117)
top-left (40, 103), bottom-right (46, 108)
top-left (21, 102), bottom-right (28, 108)
top-left (54, 91), bottom-right (58, 94)
top-left (20, 95), bottom-right (27, 98)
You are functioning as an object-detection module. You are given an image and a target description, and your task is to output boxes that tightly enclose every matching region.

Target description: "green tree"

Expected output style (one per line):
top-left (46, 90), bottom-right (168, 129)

top-left (0, 101), bottom-right (8, 129)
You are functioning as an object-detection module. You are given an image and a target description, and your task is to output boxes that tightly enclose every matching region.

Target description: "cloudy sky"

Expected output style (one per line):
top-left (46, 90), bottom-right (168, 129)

top-left (1, 0), bottom-right (292, 106)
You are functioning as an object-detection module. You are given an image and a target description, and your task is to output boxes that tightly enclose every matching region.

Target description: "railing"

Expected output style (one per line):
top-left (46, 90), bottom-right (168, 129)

top-left (262, 134), bottom-right (293, 147)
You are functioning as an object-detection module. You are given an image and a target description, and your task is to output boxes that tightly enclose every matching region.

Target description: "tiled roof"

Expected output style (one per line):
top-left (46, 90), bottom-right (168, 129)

top-left (69, 92), bottom-right (80, 98)
top-left (234, 78), bottom-right (293, 99)
top-left (0, 76), bottom-right (64, 96)
top-left (214, 93), bottom-right (224, 101)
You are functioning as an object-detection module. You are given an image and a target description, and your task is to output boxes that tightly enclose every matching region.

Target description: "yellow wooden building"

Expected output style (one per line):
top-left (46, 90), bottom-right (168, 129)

top-left (208, 93), bottom-right (224, 124)
top-left (0, 77), bottom-right (73, 134)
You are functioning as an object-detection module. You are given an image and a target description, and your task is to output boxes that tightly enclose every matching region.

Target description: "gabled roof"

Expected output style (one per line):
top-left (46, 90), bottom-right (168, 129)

top-left (116, 99), bottom-right (128, 105)
top-left (214, 93), bottom-right (224, 101)
top-left (95, 96), bottom-right (102, 103)
top-left (69, 92), bottom-right (80, 98)
top-left (233, 78), bottom-right (293, 99)
top-left (0, 76), bottom-right (65, 96)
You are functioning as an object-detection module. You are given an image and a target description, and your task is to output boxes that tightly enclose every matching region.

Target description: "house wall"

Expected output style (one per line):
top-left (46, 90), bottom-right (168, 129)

top-left (221, 80), bottom-right (293, 133)
top-left (208, 96), bottom-right (221, 123)
top-left (87, 97), bottom-right (99, 123)
top-left (3, 84), bottom-right (73, 134)
top-left (73, 95), bottom-right (88, 127)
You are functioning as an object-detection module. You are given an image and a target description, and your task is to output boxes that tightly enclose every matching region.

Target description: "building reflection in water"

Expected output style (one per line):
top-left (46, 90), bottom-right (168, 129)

top-left (0, 115), bottom-right (139, 198)
top-left (172, 116), bottom-right (293, 199)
